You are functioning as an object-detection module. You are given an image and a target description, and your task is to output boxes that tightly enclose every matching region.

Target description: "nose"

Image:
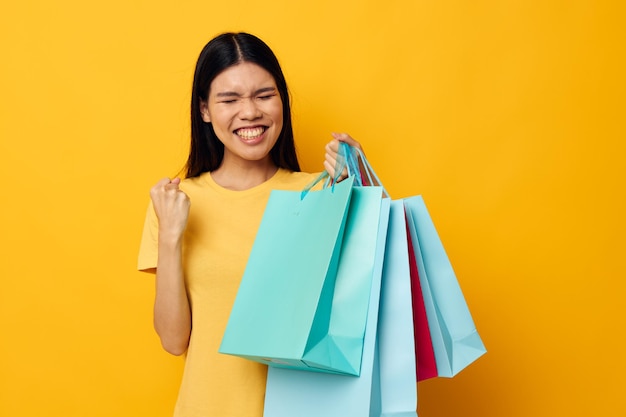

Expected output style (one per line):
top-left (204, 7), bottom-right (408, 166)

top-left (238, 97), bottom-right (262, 120)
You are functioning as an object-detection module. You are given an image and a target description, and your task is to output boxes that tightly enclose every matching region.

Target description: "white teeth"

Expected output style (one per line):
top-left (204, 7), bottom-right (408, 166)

top-left (237, 127), bottom-right (265, 139)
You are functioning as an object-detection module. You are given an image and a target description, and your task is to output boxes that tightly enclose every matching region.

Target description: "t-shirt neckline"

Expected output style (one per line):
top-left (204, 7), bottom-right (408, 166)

top-left (200, 168), bottom-right (289, 196)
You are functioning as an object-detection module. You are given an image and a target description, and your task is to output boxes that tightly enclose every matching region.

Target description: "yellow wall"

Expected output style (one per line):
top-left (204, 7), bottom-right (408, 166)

top-left (1, 1), bottom-right (624, 416)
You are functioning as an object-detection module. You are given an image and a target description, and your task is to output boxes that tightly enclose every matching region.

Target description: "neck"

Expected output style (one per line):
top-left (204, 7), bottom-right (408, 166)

top-left (211, 158), bottom-right (279, 191)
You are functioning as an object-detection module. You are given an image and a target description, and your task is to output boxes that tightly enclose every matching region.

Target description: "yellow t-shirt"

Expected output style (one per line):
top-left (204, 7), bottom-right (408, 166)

top-left (138, 168), bottom-right (320, 417)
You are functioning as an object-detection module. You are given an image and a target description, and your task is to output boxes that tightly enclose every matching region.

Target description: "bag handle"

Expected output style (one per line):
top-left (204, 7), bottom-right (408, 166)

top-left (300, 143), bottom-right (350, 199)
top-left (300, 142), bottom-right (389, 199)
top-left (340, 142), bottom-right (390, 198)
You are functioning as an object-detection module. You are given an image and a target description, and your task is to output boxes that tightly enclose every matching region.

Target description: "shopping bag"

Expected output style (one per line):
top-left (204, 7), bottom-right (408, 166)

top-left (263, 196), bottom-right (391, 417)
top-left (340, 142), bottom-right (485, 378)
top-left (220, 177), bottom-right (384, 376)
top-left (303, 185), bottom-right (387, 376)
top-left (406, 216), bottom-right (438, 382)
top-left (404, 196), bottom-right (486, 377)
top-left (375, 200), bottom-right (418, 417)
top-left (341, 148), bottom-right (418, 414)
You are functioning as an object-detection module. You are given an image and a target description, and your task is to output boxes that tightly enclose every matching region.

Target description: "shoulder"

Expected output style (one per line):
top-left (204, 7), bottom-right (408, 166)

top-left (178, 172), bottom-right (211, 194)
top-left (272, 169), bottom-right (322, 190)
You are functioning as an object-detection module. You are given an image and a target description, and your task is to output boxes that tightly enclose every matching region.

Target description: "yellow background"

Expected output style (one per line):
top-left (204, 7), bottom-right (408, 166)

top-left (1, 0), bottom-right (624, 416)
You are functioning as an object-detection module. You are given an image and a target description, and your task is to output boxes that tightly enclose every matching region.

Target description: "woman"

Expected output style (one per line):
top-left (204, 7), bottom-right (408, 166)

top-left (138, 32), bottom-right (362, 417)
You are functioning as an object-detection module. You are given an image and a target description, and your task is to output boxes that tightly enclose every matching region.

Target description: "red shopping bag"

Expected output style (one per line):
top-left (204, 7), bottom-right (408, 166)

top-left (406, 216), bottom-right (438, 382)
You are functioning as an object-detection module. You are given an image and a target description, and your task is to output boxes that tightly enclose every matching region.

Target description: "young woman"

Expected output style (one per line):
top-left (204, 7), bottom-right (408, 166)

top-left (137, 32), bottom-right (362, 417)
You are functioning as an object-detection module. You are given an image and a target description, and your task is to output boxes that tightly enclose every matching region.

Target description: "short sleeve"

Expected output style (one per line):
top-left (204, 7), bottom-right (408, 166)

top-left (137, 201), bottom-right (158, 272)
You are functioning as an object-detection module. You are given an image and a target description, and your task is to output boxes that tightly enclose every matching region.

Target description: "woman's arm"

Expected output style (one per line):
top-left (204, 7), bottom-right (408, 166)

top-left (150, 178), bottom-right (192, 356)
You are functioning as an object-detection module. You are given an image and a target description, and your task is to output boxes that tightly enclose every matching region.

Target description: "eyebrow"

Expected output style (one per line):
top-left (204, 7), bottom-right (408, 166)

top-left (215, 87), bottom-right (277, 98)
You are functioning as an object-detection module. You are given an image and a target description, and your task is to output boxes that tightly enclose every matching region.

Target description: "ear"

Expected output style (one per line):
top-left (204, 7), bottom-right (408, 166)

top-left (200, 99), bottom-right (211, 123)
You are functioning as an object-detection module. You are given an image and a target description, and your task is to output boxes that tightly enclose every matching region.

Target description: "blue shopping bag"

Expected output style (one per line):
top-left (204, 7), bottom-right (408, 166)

top-left (264, 199), bottom-right (419, 417)
top-left (263, 195), bottom-right (391, 417)
top-left (303, 185), bottom-right (387, 376)
top-left (220, 177), bottom-right (386, 376)
top-left (341, 142), bottom-right (486, 378)
top-left (375, 200), bottom-right (418, 417)
top-left (404, 196), bottom-right (486, 377)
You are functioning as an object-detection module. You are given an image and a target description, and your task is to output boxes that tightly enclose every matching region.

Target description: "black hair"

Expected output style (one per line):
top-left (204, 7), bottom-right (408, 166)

top-left (187, 32), bottom-right (300, 178)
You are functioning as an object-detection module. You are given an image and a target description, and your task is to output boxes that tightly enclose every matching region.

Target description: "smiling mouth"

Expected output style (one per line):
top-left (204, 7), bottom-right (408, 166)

top-left (235, 127), bottom-right (267, 140)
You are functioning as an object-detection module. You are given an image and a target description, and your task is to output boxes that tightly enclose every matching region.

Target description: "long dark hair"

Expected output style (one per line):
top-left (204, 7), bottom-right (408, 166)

top-left (186, 32), bottom-right (300, 178)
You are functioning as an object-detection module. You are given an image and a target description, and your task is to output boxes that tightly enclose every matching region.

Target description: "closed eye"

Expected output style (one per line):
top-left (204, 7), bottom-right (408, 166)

top-left (257, 94), bottom-right (277, 100)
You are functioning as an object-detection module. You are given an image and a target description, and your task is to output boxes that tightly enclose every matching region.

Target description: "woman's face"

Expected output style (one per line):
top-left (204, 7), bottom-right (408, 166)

top-left (201, 62), bottom-right (283, 168)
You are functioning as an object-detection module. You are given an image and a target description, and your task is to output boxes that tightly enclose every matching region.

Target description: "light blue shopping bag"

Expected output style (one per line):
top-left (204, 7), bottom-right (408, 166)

top-left (264, 199), bottom-right (419, 417)
top-left (339, 142), bottom-right (486, 379)
top-left (375, 200), bottom-right (418, 417)
top-left (220, 177), bottom-right (386, 376)
top-left (404, 196), bottom-right (486, 377)
top-left (302, 185), bottom-right (387, 376)
top-left (263, 196), bottom-right (391, 417)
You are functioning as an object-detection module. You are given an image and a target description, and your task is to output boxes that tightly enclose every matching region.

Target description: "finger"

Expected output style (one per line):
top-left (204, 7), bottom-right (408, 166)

top-left (331, 133), bottom-right (363, 151)
top-left (324, 150), bottom-right (344, 178)
top-left (324, 159), bottom-right (348, 181)
top-left (164, 177), bottom-right (184, 192)
top-left (150, 177), bottom-right (172, 197)
top-left (324, 139), bottom-right (352, 178)
top-left (323, 160), bottom-right (335, 177)
top-left (153, 177), bottom-right (172, 189)
top-left (325, 139), bottom-right (340, 155)
top-left (164, 182), bottom-right (180, 192)
top-left (325, 149), bottom-right (338, 168)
